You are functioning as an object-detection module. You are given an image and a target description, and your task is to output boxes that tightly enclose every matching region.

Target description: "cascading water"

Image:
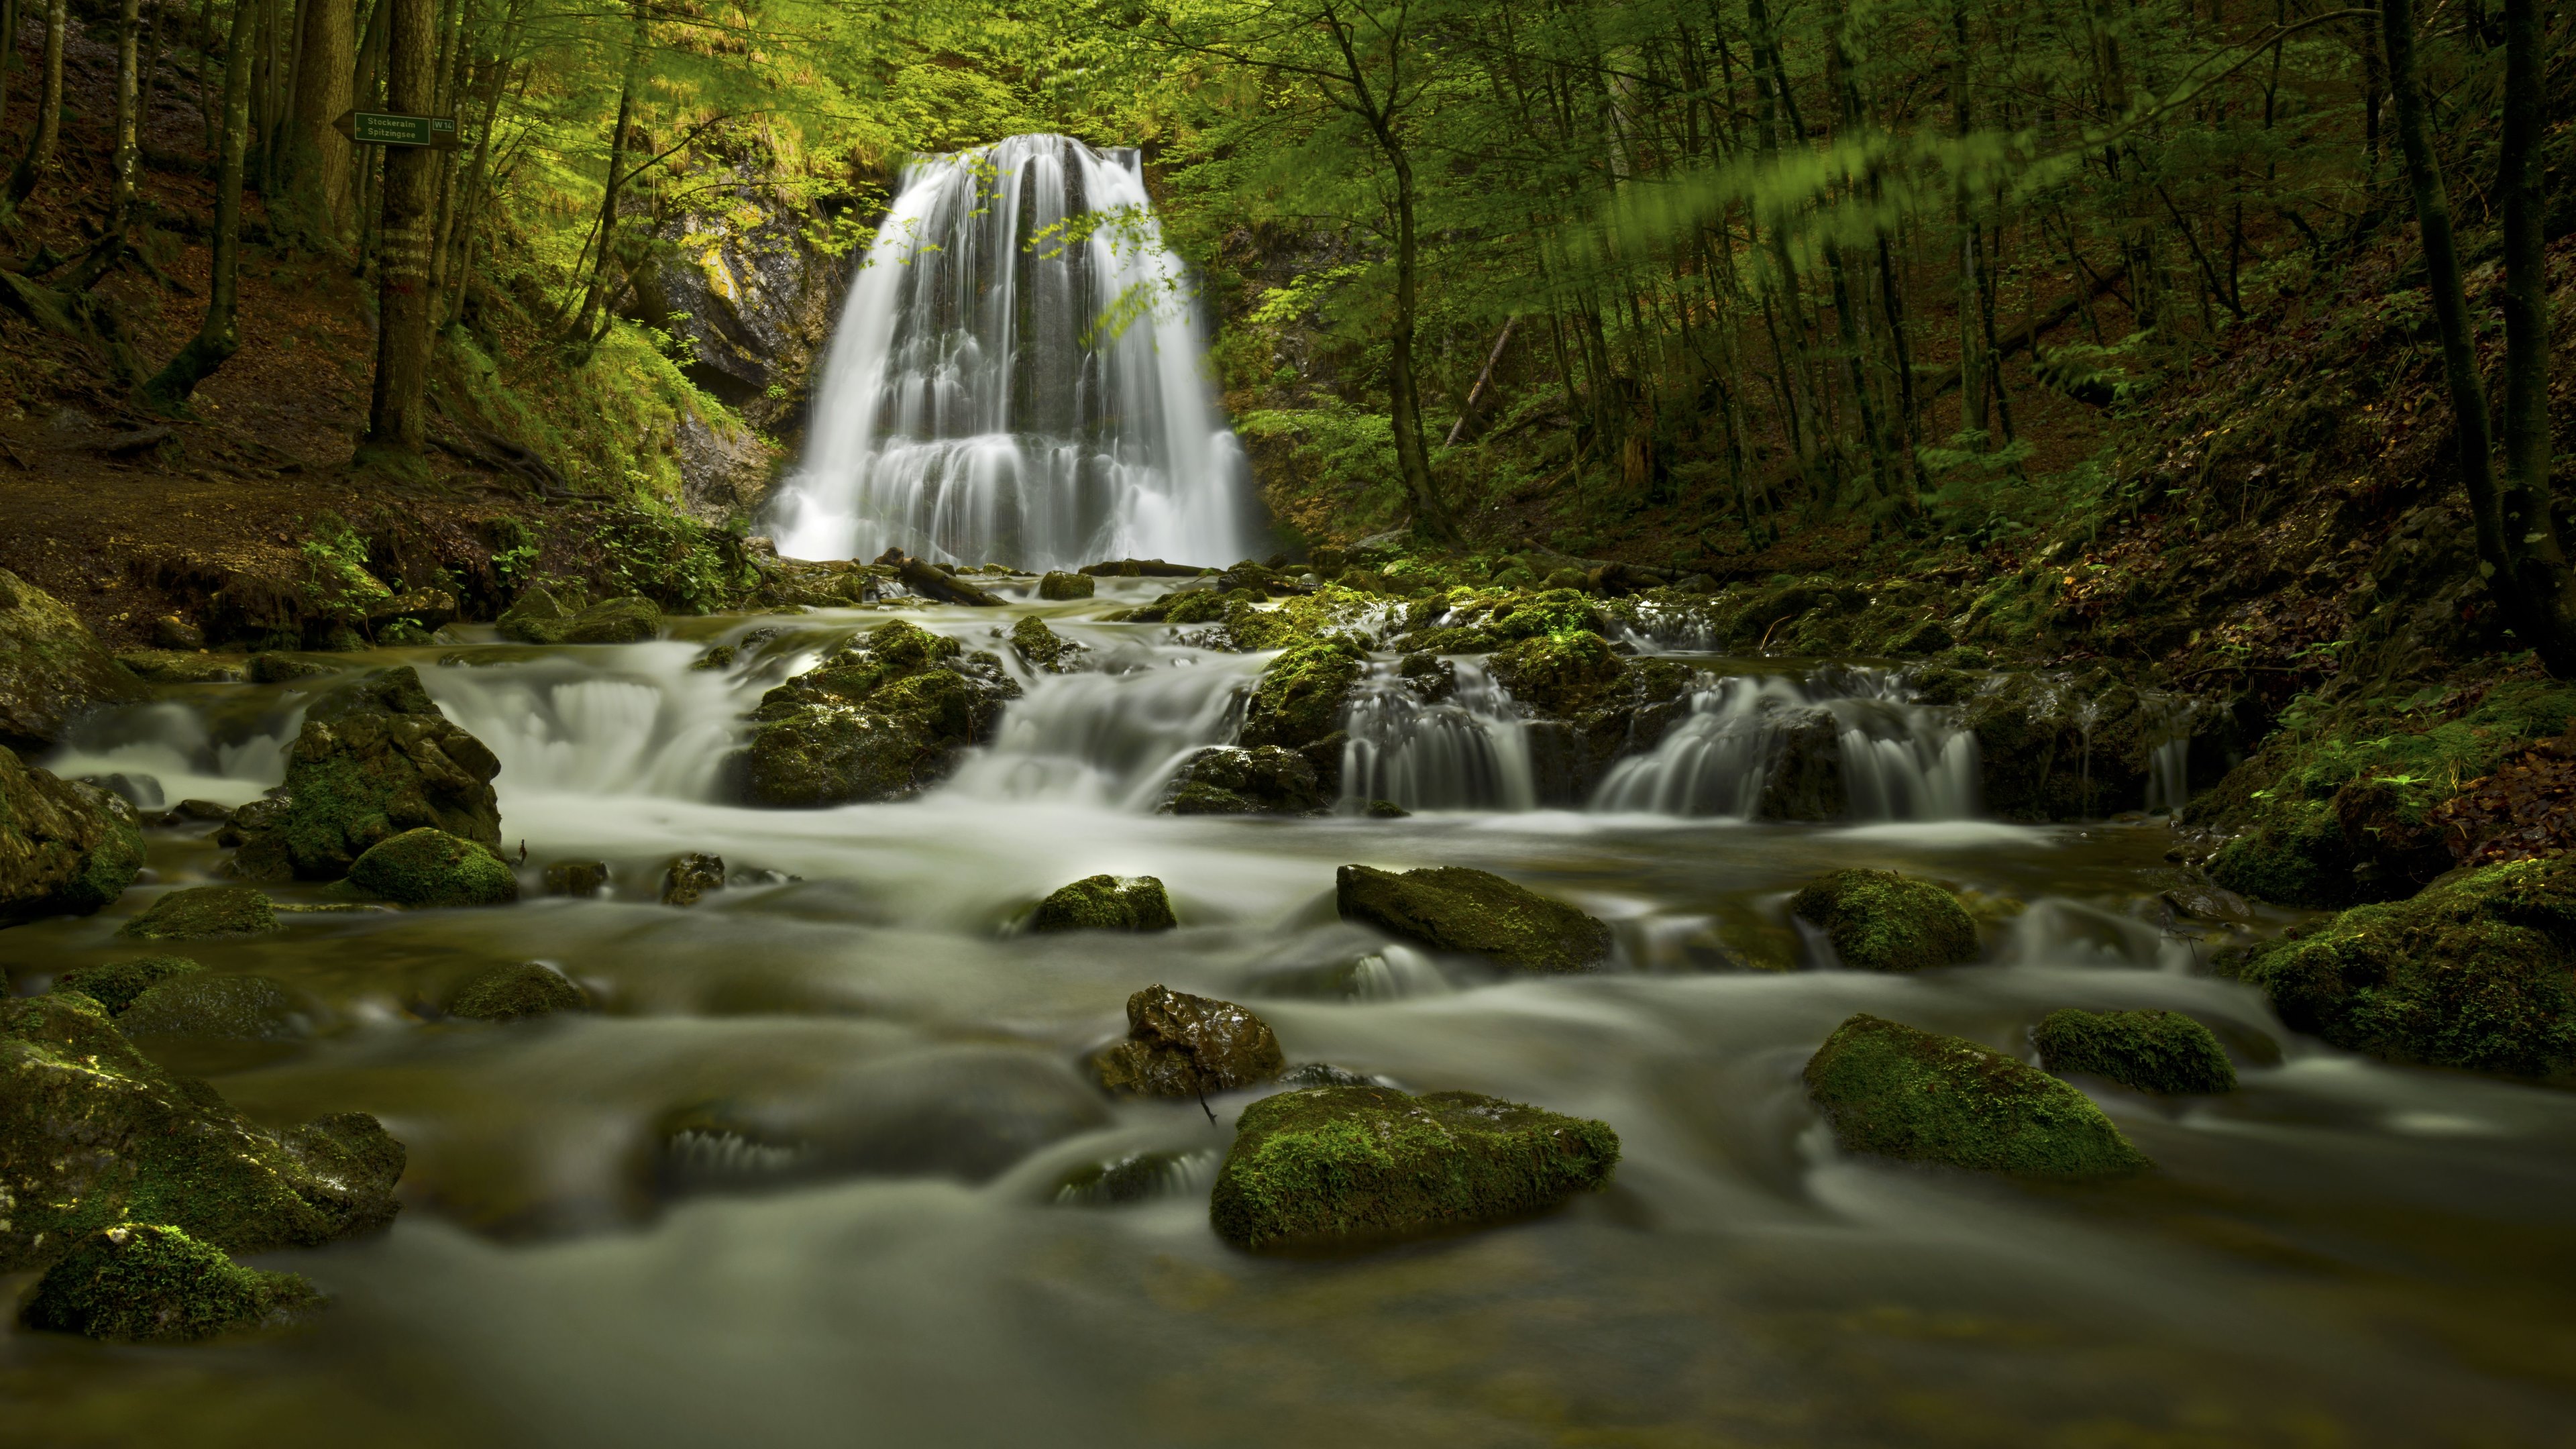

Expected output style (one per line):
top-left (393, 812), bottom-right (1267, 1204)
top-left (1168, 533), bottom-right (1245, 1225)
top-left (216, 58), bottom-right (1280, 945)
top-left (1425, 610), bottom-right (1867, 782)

top-left (941, 644), bottom-right (1263, 808)
top-left (1339, 659), bottom-right (1537, 812)
top-left (1592, 667), bottom-right (1978, 820)
top-left (769, 135), bottom-right (1257, 570)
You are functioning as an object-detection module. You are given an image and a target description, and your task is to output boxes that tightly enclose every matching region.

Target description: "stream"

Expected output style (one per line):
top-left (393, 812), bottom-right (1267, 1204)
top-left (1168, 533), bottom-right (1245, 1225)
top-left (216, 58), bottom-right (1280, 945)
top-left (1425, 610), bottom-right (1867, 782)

top-left (7, 581), bottom-right (2576, 1446)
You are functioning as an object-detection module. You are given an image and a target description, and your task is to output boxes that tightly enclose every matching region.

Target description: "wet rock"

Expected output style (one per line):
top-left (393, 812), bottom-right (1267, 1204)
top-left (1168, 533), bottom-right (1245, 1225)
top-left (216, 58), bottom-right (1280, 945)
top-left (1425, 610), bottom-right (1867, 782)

top-left (1488, 630), bottom-right (1625, 718)
top-left (1364, 800), bottom-right (1409, 818)
top-left (543, 859), bottom-right (610, 896)
top-left (689, 644), bottom-right (737, 672)
top-left (347, 826), bottom-right (521, 908)
top-left (1803, 1013), bottom-right (2151, 1178)
top-left (1238, 638), bottom-right (1367, 751)
top-left (118, 973), bottom-right (310, 1040)
top-left (1030, 874), bottom-right (1177, 932)
top-left (1157, 746), bottom-right (1326, 816)
top-left (2216, 857), bottom-right (2576, 1080)
top-left (1756, 708), bottom-right (1849, 821)
top-left (246, 651), bottom-right (338, 684)
top-left (662, 852), bottom-right (726, 907)
top-left (0, 994), bottom-right (404, 1271)
top-left (119, 885), bottom-right (280, 941)
top-left (1, 745), bottom-right (144, 924)
top-left (2328, 775), bottom-right (2457, 900)
top-left (1009, 615), bottom-right (1085, 673)
top-left (1955, 672), bottom-right (2165, 821)
top-left (79, 771), bottom-right (164, 810)
top-left (561, 596), bottom-right (663, 645)
top-left (1789, 869), bottom-right (1978, 972)
top-left (1051, 1148), bottom-right (1208, 1206)
top-left (150, 615), bottom-right (207, 650)
top-left (1334, 864), bottom-right (1611, 972)
top-left (738, 620), bottom-right (1018, 806)
top-left (115, 649), bottom-right (248, 684)
top-left (366, 588), bottom-right (459, 636)
top-left (2033, 1008), bottom-right (2237, 1095)
top-left (2159, 877), bottom-right (2253, 924)
top-left (18, 1224), bottom-right (315, 1342)
top-left (50, 955), bottom-right (203, 1014)
top-left (1208, 1085), bottom-right (1620, 1250)
top-left (0, 568), bottom-right (148, 751)
top-left (221, 666), bottom-right (504, 881)
top-left (449, 962), bottom-right (589, 1022)
top-left (1276, 1061), bottom-right (1382, 1087)
top-left (495, 586), bottom-right (576, 644)
top-left (1092, 985), bottom-right (1285, 1097)
top-left (1038, 571), bottom-right (1094, 601)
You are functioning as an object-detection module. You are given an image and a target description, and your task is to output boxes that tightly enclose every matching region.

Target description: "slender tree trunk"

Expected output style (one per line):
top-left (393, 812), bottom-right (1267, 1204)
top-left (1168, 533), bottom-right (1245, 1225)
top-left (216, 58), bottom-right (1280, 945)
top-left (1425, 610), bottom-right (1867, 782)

top-left (284, 0), bottom-right (353, 237)
top-left (362, 0), bottom-right (432, 458)
top-left (142, 0), bottom-right (258, 407)
top-left (64, 0), bottom-right (143, 290)
top-left (6, 0), bottom-right (68, 204)
top-left (2493, 0), bottom-right (2571, 651)
top-left (1383, 140), bottom-right (1454, 540)
top-left (568, 0), bottom-right (642, 341)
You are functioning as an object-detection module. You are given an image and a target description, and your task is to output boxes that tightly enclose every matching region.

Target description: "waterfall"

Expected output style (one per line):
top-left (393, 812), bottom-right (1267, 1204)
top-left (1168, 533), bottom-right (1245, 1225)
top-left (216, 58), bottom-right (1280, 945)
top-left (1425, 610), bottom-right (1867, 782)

top-left (421, 645), bottom-right (751, 802)
top-left (1338, 659), bottom-right (1536, 812)
top-left (1591, 667), bottom-right (1978, 820)
top-left (769, 134), bottom-right (1257, 570)
top-left (938, 649), bottom-right (1263, 808)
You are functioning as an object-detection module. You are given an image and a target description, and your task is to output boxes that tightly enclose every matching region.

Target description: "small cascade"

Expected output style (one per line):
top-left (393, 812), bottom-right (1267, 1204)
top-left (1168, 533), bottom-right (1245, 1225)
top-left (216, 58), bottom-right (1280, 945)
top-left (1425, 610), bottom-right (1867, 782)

top-left (938, 648), bottom-right (1263, 808)
top-left (421, 647), bottom-right (750, 801)
top-left (1339, 659), bottom-right (1536, 812)
top-left (1996, 898), bottom-right (2202, 973)
top-left (1592, 667), bottom-right (1977, 820)
top-left (769, 134), bottom-right (1256, 570)
top-left (40, 698), bottom-right (301, 807)
top-left (2141, 694), bottom-right (2198, 816)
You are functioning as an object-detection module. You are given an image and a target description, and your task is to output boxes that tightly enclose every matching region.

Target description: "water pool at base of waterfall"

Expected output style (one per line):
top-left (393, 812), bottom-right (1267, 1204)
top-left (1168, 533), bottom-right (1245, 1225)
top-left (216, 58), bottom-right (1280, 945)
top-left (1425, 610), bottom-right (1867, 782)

top-left (9, 593), bottom-right (2576, 1448)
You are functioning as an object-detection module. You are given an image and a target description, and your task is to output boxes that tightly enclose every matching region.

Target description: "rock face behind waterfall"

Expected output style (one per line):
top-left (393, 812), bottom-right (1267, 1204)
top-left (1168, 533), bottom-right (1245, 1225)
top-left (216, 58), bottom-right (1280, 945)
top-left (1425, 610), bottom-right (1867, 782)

top-left (738, 620), bottom-right (1018, 806)
top-left (222, 667), bottom-right (504, 881)
top-left (0, 745), bottom-right (144, 924)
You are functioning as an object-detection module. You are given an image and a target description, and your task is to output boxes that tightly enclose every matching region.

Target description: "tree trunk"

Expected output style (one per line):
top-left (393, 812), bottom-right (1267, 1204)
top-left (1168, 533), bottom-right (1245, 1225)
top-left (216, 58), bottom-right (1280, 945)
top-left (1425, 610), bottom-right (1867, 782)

top-left (362, 0), bottom-right (433, 459)
top-left (284, 0), bottom-right (355, 237)
top-left (5, 0), bottom-right (66, 204)
top-left (64, 0), bottom-right (143, 291)
top-left (142, 0), bottom-right (259, 409)
top-left (1383, 139), bottom-right (1454, 541)
top-left (2493, 0), bottom-right (2571, 654)
top-left (569, 0), bottom-right (643, 342)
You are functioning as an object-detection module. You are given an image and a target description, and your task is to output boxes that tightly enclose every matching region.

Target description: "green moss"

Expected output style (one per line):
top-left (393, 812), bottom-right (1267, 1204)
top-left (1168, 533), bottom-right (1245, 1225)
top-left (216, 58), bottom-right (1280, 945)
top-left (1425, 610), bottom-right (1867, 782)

top-left (560, 594), bottom-right (663, 644)
top-left (51, 956), bottom-right (203, 1014)
top-left (1239, 637), bottom-right (1366, 750)
top-left (495, 585), bottom-right (574, 643)
top-left (449, 962), bottom-right (590, 1022)
top-left (541, 860), bottom-right (610, 896)
top-left (739, 622), bottom-right (1010, 806)
top-left (1030, 874), bottom-right (1177, 932)
top-left (1488, 630), bottom-right (1625, 717)
top-left (1208, 1085), bottom-right (1619, 1250)
top-left (1224, 584), bottom-right (1389, 652)
top-left (1, 747), bottom-right (144, 922)
top-left (2216, 857), bottom-right (2576, 1079)
top-left (2206, 803), bottom-right (2350, 907)
top-left (1010, 616), bottom-right (1081, 672)
top-left (347, 827), bottom-right (521, 908)
top-left (118, 974), bottom-right (308, 1040)
top-left (119, 885), bottom-right (280, 941)
top-left (1038, 571), bottom-right (1094, 600)
top-left (2033, 1008), bottom-right (2237, 1094)
top-left (1157, 746), bottom-right (1326, 815)
top-left (1163, 589), bottom-right (1231, 625)
top-left (1790, 869), bottom-right (1979, 972)
top-left (249, 666), bottom-right (504, 881)
top-left (1335, 864), bottom-right (1611, 971)
top-left (19, 1225), bottom-right (315, 1342)
top-left (1803, 1014), bottom-right (2151, 1178)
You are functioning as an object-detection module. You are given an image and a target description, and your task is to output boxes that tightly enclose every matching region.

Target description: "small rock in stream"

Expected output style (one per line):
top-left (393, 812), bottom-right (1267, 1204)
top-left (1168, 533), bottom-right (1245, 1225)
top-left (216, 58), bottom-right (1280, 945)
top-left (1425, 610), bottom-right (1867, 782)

top-left (543, 859), bottom-right (611, 896)
top-left (663, 853), bottom-right (726, 907)
top-left (1334, 864), bottom-right (1610, 971)
top-left (1788, 868), bottom-right (1978, 972)
top-left (1030, 875), bottom-right (1176, 932)
top-left (19, 1225), bottom-right (316, 1343)
top-left (1803, 1013), bottom-right (2151, 1179)
top-left (2033, 1008), bottom-right (2237, 1095)
top-left (1092, 985), bottom-right (1285, 1097)
top-left (347, 827), bottom-right (521, 908)
top-left (449, 962), bottom-right (590, 1022)
top-left (50, 955), bottom-right (203, 1014)
top-left (119, 885), bottom-right (280, 940)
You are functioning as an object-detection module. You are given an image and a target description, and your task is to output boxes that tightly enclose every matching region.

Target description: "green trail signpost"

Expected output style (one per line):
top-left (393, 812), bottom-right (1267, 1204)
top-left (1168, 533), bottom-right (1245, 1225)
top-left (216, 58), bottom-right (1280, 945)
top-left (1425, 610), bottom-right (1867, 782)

top-left (331, 109), bottom-right (462, 150)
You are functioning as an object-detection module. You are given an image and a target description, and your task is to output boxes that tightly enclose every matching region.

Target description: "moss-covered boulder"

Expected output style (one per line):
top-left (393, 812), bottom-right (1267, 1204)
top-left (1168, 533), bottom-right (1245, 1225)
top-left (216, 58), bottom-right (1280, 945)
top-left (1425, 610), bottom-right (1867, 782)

top-left (19, 1224), bottom-right (315, 1342)
top-left (2033, 1008), bottom-right (2237, 1095)
top-left (661, 851), bottom-right (724, 906)
top-left (1093, 985), bottom-right (1285, 1097)
top-left (1239, 638), bottom-right (1367, 751)
top-left (1208, 1085), bottom-right (1619, 1250)
top-left (1, 744), bottom-right (144, 924)
top-left (0, 994), bottom-right (404, 1271)
top-left (0, 568), bottom-right (148, 751)
top-left (561, 595), bottom-right (663, 645)
top-left (2215, 857), bottom-right (2576, 1079)
top-left (448, 962), bottom-right (589, 1022)
top-left (1489, 630), bottom-right (1626, 718)
top-left (1030, 874), bottom-right (1177, 932)
top-left (1335, 864), bottom-right (1611, 971)
top-left (118, 973), bottom-right (310, 1040)
top-left (737, 620), bottom-right (1017, 806)
top-left (1803, 1014), bottom-right (2151, 1178)
top-left (494, 586), bottom-right (576, 644)
top-left (1157, 746), bottom-right (1328, 816)
top-left (120, 885), bottom-right (280, 941)
top-left (221, 666), bottom-right (504, 881)
top-left (1038, 571), bottom-right (1094, 601)
top-left (542, 859), bottom-right (609, 896)
top-left (347, 826), bottom-right (520, 908)
top-left (51, 956), bottom-right (203, 1014)
top-left (1789, 869), bottom-right (1978, 971)
top-left (1010, 615), bottom-right (1085, 673)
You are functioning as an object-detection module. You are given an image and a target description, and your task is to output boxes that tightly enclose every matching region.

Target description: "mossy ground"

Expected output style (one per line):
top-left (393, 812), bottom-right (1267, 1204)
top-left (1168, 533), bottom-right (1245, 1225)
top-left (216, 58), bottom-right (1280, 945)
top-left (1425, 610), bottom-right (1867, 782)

top-left (1030, 875), bottom-right (1177, 932)
top-left (1803, 1013), bottom-right (2151, 1179)
top-left (1336, 864), bottom-right (1612, 971)
top-left (19, 1225), bottom-right (315, 1343)
top-left (1789, 869), bottom-right (1980, 972)
top-left (1209, 1085), bottom-right (1619, 1250)
top-left (347, 828), bottom-right (521, 908)
top-left (2033, 1008), bottom-right (2237, 1095)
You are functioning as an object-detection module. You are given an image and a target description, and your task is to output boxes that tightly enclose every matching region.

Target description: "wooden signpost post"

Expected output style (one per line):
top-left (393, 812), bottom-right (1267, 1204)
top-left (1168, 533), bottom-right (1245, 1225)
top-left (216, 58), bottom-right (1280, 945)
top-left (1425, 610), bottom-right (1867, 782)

top-left (331, 108), bottom-right (462, 150)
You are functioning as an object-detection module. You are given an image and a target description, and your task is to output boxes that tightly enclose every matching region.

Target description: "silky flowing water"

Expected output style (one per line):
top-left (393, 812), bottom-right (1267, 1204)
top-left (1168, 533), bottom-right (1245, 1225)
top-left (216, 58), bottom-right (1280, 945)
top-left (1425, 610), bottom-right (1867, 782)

top-left (7, 582), bottom-right (2575, 1447)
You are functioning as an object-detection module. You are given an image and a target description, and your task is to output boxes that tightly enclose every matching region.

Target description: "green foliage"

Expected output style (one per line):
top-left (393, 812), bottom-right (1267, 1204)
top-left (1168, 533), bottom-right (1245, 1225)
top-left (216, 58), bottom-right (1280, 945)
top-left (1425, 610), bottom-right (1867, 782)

top-left (591, 508), bottom-right (749, 614)
top-left (297, 513), bottom-right (390, 625)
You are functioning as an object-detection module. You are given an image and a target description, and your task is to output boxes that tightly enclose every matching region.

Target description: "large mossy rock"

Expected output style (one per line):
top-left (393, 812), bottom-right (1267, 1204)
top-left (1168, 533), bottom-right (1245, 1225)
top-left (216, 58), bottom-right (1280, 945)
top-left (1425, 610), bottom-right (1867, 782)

top-left (448, 961), bottom-right (589, 1022)
top-left (1336, 863), bottom-right (1611, 971)
top-left (0, 744), bottom-right (144, 924)
top-left (1030, 874), bottom-right (1177, 932)
top-left (0, 568), bottom-right (148, 751)
top-left (118, 973), bottom-right (310, 1040)
top-left (561, 595), bottom-right (664, 645)
top-left (1157, 745), bottom-right (1327, 816)
top-left (1093, 985), bottom-right (1285, 1097)
top-left (1789, 869), bottom-right (1978, 971)
top-left (737, 619), bottom-right (1017, 806)
top-left (2216, 857), bottom-right (2576, 1080)
top-left (224, 666), bottom-right (504, 881)
top-left (494, 586), bottom-right (576, 644)
top-left (119, 885), bottom-right (280, 940)
top-left (1208, 1085), bottom-right (1619, 1250)
top-left (1803, 1013), bottom-right (2151, 1179)
top-left (2033, 1008), bottom-right (2237, 1095)
top-left (1038, 571), bottom-right (1094, 601)
top-left (0, 993), bottom-right (404, 1271)
top-left (19, 1224), bottom-right (314, 1342)
top-left (347, 826), bottom-right (520, 908)
top-left (1239, 638), bottom-right (1366, 751)
top-left (51, 956), bottom-right (203, 1014)
top-left (1488, 630), bottom-right (1626, 718)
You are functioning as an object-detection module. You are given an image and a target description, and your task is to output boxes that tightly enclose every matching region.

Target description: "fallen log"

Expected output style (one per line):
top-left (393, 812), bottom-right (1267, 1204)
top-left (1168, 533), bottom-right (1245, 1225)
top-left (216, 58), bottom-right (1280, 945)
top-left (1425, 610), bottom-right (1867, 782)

top-left (1079, 558), bottom-right (1216, 578)
top-left (873, 548), bottom-right (1006, 606)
